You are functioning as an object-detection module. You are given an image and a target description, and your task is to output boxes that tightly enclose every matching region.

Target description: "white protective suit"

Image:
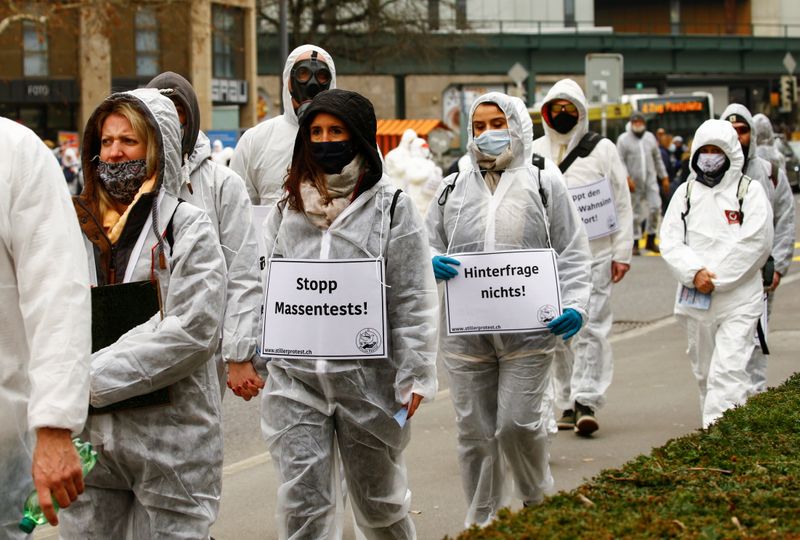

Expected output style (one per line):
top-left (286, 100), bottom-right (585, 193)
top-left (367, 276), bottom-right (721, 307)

top-left (230, 44), bottom-right (337, 206)
top-left (617, 121), bottom-right (668, 236)
top-left (260, 90), bottom-right (438, 539)
top-left (384, 128), bottom-right (418, 188)
top-left (0, 118), bottom-right (91, 540)
top-left (533, 79), bottom-right (634, 413)
top-left (426, 92), bottom-right (592, 526)
top-left (59, 89), bottom-right (227, 539)
top-left (660, 119), bottom-right (773, 429)
top-left (723, 106), bottom-right (797, 393)
top-left (406, 138), bottom-right (443, 215)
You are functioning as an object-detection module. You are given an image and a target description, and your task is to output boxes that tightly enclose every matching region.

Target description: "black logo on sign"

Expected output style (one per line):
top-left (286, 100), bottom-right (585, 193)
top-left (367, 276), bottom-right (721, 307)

top-left (356, 328), bottom-right (381, 354)
top-left (537, 304), bottom-right (557, 324)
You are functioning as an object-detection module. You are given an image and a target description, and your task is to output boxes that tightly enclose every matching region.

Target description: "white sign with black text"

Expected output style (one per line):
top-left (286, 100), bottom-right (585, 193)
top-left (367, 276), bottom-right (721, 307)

top-left (261, 258), bottom-right (388, 360)
top-left (444, 249), bottom-right (562, 336)
top-left (568, 177), bottom-right (618, 240)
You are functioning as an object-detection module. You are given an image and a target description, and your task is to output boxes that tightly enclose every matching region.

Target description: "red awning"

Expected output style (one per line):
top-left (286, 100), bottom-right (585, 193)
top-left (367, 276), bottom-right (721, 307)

top-left (376, 119), bottom-right (449, 155)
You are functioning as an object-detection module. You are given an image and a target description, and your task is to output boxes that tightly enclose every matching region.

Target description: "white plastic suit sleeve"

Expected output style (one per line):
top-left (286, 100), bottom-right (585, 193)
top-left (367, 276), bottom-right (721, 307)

top-left (660, 182), bottom-right (711, 288)
top-left (543, 167), bottom-right (592, 321)
top-left (384, 195), bottom-right (439, 403)
top-left (230, 127), bottom-right (270, 205)
top-left (89, 213), bottom-right (227, 408)
top-left (213, 167), bottom-right (263, 363)
top-left (602, 139), bottom-right (635, 263)
top-left (771, 167), bottom-right (796, 276)
top-left (4, 124), bottom-right (91, 433)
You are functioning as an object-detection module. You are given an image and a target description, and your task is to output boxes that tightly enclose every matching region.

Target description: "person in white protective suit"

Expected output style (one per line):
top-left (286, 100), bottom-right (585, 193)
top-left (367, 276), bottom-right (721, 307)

top-left (145, 71), bottom-right (264, 401)
top-left (210, 139), bottom-right (234, 166)
top-left (426, 92), bottom-right (592, 526)
top-left (406, 137), bottom-right (443, 215)
top-left (616, 112), bottom-right (669, 254)
top-left (260, 89), bottom-right (438, 539)
top-left (231, 44), bottom-right (336, 206)
top-left (532, 79), bottom-right (634, 435)
top-left (384, 128), bottom-right (418, 188)
top-left (59, 89), bottom-right (227, 539)
top-left (721, 106), bottom-right (796, 394)
top-left (0, 118), bottom-right (91, 539)
top-left (753, 113), bottom-right (786, 170)
top-left (660, 119), bottom-right (773, 429)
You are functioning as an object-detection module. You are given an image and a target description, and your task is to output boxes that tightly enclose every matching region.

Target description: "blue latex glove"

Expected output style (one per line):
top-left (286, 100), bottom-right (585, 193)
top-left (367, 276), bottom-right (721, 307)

top-left (432, 255), bottom-right (460, 280)
top-left (547, 308), bottom-right (582, 340)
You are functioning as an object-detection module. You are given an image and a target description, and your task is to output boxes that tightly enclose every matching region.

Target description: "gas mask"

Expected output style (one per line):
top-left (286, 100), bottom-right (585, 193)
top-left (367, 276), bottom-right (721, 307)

top-left (290, 51), bottom-right (332, 119)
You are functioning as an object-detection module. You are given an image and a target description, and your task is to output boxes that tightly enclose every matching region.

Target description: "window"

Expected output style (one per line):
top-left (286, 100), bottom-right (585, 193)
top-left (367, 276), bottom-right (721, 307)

top-left (213, 6), bottom-right (244, 79)
top-left (135, 8), bottom-right (159, 77)
top-left (564, 0), bottom-right (576, 28)
top-left (23, 20), bottom-right (48, 77)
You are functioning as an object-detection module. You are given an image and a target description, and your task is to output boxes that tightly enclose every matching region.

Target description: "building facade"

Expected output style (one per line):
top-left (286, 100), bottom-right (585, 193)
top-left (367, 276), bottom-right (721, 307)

top-left (0, 0), bottom-right (257, 140)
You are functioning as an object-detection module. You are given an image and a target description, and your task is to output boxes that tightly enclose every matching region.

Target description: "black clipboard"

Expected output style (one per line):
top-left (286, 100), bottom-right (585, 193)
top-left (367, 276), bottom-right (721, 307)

top-left (89, 280), bottom-right (171, 414)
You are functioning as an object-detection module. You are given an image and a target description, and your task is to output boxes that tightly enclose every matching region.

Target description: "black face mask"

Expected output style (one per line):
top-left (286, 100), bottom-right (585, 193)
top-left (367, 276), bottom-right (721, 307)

top-left (551, 112), bottom-right (578, 134)
top-left (290, 52), bottom-right (332, 113)
top-left (311, 141), bottom-right (357, 175)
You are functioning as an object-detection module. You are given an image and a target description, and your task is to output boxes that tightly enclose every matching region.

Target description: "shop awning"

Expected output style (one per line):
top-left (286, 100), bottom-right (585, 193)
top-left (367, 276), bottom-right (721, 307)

top-left (376, 119), bottom-right (449, 155)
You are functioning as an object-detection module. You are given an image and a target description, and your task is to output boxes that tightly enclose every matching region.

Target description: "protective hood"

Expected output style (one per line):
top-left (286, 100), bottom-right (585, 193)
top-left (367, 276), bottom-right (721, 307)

top-left (294, 89), bottom-right (383, 197)
top-left (720, 103), bottom-right (757, 164)
top-left (186, 130), bottom-right (212, 176)
top-left (540, 78), bottom-right (588, 153)
top-left (688, 119), bottom-right (744, 191)
top-left (282, 44), bottom-right (337, 127)
top-left (80, 88), bottom-right (183, 201)
top-left (145, 71), bottom-right (201, 161)
top-left (468, 92), bottom-right (532, 169)
top-left (752, 113), bottom-right (775, 146)
top-left (146, 71), bottom-right (200, 161)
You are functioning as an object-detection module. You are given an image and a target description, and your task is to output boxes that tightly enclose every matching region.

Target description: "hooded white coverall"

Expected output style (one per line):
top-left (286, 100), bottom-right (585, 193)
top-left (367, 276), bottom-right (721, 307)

top-left (533, 79), bottom-right (634, 413)
top-left (59, 89), bottom-right (227, 539)
top-left (617, 122), bottom-right (668, 236)
top-left (230, 45), bottom-right (337, 206)
top-left (426, 92), bottom-right (592, 526)
top-left (721, 105), bottom-right (796, 394)
top-left (0, 118), bottom-right (91, 540)
top-left (660, 119), bottom-right (773, 429)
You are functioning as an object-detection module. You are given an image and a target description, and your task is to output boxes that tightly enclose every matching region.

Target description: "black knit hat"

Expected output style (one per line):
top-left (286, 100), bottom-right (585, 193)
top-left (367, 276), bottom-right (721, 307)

top-left (145, 71), bottom-right (201, 161)
top-left (295, 89), bottom-right (383, 196)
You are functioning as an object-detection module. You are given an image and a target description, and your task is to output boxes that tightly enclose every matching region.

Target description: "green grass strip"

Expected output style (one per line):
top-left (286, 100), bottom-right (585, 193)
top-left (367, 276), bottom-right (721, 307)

top-left (449, 372), bottom-right (800, 539)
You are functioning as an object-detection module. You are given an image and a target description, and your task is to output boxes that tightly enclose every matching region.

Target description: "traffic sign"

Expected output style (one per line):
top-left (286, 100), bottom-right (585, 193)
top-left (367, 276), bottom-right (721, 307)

top-left (507, 63), bottom-right (529, 85)
top-left (783, 52), bottom-right (796, 74)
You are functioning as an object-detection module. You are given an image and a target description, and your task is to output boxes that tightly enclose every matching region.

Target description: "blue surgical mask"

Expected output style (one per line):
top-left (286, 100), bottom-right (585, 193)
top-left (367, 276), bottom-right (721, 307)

top-left (474, 129), bottom-right (511, 157)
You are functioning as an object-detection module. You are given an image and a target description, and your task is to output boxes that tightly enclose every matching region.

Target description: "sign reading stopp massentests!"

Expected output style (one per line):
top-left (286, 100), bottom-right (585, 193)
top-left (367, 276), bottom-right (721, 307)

top-left (261, 258), bottom-right (388, 359)
top-left (444, 249), bottom-right (562, 335)
top-left (569, 177), bottom-right (618, 240)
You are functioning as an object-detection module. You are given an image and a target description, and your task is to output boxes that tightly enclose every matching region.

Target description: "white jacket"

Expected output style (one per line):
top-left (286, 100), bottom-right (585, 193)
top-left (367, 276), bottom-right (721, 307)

top-left (183, 131), bottom-right (262, 363)
top-left (661, 119), bottom-right (773, 316)
top-left (1, 117), bottom-right (91, 530)
top-left (533, 79), bottom-right (634, 264)
top-left (230, 45), bottom-right (337, 206)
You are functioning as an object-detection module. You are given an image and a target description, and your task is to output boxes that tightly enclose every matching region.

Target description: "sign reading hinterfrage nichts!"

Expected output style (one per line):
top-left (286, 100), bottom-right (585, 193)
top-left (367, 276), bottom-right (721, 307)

top-left (261, 259), bottom-right (388, 360)
top-left (444, 249), bottom-right (562, 336)
top-left (569, 177), bottom-right (618, 240)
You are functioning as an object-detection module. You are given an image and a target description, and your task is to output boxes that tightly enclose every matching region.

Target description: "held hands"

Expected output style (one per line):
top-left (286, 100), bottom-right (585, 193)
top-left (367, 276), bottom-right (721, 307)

top-left (661, 176), bottom-right (670, 195)
top-left (693, 268), bottom-right (716, 294)
top-left (611, 261), bottom-right (630, 283)
top-left (547, 308), bottom-right (583, 340)
top-left (32, 428), bottom-right (85, 525)
top-left (432, 255), bottom-right (460, 280)
top-left (769, 271), bottom-right (782, 292)
top-left (227, 360), bottom-right (266, 401)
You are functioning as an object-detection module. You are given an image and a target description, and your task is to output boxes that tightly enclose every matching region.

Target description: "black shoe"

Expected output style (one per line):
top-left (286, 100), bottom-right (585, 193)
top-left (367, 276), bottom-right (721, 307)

top-left (632, 240), bottom-right (641, 256)
top-left (645, 234), bottom-right (660, 253)
top-left (574, 402), bottom-right (598, 436)
top-left (557, 409), bottom-right (575, 430)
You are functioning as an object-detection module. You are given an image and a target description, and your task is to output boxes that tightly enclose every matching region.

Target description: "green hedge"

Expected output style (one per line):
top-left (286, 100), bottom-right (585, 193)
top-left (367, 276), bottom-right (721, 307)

top-left (450, 373), bottom-right (800, 539)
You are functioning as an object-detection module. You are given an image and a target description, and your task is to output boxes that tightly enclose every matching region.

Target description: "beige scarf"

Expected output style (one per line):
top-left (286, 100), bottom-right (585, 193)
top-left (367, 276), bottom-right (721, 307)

top-left (301, 156), bottom-right (364, 230)
top-left (474, 144), bottom-right (514, 194)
